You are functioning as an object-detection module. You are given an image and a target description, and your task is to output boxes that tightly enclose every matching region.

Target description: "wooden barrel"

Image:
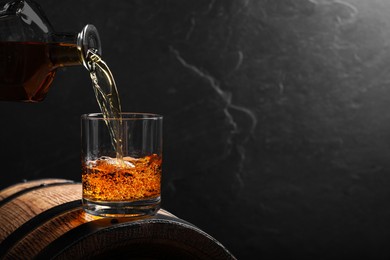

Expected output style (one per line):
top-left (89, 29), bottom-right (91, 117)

top-left (0, 179), bottom-right (236, 260)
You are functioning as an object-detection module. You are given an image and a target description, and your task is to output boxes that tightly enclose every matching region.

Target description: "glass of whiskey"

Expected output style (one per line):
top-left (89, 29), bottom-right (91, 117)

top-left (81, 113), bottom-right (163, 217)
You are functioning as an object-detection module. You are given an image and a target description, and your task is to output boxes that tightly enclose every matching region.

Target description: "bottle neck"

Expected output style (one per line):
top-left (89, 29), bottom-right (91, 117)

top-left (50, 33), bottom-right (81, 67)
top-left (49, 25), bottom-right (101, 69)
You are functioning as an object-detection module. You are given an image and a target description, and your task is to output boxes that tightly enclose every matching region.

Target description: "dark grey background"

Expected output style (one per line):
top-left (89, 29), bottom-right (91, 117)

top-left (2, 0), bottom-right (390, 259)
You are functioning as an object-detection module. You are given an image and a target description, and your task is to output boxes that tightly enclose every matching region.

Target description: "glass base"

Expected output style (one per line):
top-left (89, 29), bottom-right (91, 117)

top-left (82, 197), bottom-right (160, 218)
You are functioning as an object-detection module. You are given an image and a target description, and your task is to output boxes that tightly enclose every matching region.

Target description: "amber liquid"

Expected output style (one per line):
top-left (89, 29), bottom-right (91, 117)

top-left (82, 155), bottom-right (162, 201)
top-left (83, 52), bottom-right (161, 203)
top-left (87, 52), bottom-right (124, 159)
top-left (0, 42), bottom-right (80, 102)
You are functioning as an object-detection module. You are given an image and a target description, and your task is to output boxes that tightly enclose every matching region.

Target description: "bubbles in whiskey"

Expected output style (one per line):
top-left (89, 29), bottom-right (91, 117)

top-left (82, 154), bottom-right (162, 201)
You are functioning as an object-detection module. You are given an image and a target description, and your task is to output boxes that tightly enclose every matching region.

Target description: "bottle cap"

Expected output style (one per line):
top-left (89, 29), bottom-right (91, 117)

top-left (77, 24), bottom-right (102, 70)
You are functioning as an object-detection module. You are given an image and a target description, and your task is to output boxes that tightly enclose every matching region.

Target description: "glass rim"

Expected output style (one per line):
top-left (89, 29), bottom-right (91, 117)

top-left (81, 112), bottom-right (163, 120)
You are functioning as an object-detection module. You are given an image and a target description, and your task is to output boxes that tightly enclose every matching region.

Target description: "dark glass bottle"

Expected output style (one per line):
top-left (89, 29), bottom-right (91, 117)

top-left (0, 0), bottom-right (101, 102)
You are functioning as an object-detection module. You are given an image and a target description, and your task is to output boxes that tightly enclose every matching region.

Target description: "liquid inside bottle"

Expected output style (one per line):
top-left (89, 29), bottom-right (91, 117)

top-left (0, 0), bottom-right (124, 160)
top-left (0, 42), bottom-right (80, 102)
top-left (0, 0), bottom-right (100, 102)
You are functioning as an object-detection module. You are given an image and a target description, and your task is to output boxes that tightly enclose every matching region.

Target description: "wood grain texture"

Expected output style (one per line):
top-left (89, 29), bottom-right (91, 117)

top-left (0, 179), bottom-right (236, 259)
top-left (0, 183), bottom-right (82, 241)
top-left (0, 179), bottom-right (74, 201)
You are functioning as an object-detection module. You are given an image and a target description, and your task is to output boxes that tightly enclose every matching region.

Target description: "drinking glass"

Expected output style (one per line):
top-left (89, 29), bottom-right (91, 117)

top-left (81, 113), bottom-right (163, 217)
